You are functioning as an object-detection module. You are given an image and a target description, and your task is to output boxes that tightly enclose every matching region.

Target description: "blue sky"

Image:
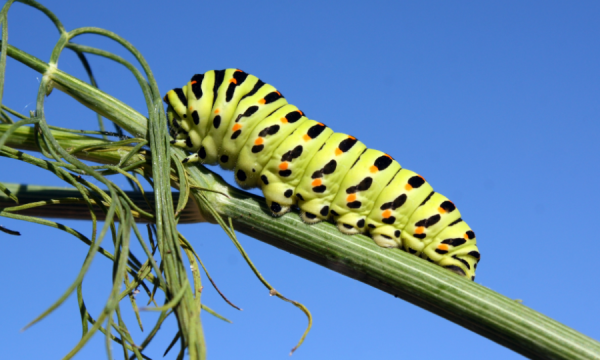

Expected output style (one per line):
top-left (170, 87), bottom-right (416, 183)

top-left (1, 1), bottom-right (599, 359)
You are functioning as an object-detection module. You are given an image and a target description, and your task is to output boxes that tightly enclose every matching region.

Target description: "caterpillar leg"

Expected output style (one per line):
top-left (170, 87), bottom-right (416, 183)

top-left (299, 210), bottom-right (325, 224)
top-left (266, 199), bottom-right (292, 217)
top-left (182, 153), bottom-right (200, 164)
top-left (170, 139), bottom-right (190, 148)
top-left (263, 183), bottom-right (295, 216)
top-left (369, 225), bottom-right (402, 248)
top-left (334, 212), bottom-right (367, 235)
top-left (298, 197), bottom-right (331, 224)
top-left (171, 138), bottom-right (201, 164)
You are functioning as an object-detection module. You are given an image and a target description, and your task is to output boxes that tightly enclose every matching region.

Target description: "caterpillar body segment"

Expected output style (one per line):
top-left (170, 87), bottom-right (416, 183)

top-left (330, 150), bottom-right (401, 235)
top-left (260, 120), bottom-right (334, 216)
top-left (164, 69), bottom-right (480, 280)
top-left (296, 133), bottom-right (367, 225)
top-left (235, 104), bottom-right (309, 189)
top-left (187, 71), bottom-right (217, 142)
top-left (365, 169), bottom-right (432, 249)
top-left (165, 85), bottom-right (191, 133)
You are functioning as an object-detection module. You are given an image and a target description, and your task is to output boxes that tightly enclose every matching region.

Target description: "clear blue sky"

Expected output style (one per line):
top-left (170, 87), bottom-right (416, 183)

top-left (1, 1), bottom-right (599, 359)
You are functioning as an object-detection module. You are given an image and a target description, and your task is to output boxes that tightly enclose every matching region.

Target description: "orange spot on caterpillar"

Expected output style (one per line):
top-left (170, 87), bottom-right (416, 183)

top-left (464, 233), bottom-right (469, 240)
top-left (346, 194), bottom-right (357, 202)
top-left (302, 134), bottom-right (311, 141)
top-left (236, 69), bottom-right (243, 72)
top-left (189, 106), bottom-right (194, 111)
top-left (385, 154), bottom-right (393, 160)
top-left (214, 109), bottom-right (220, 114)
top-left (258, 99), bottom-right (266, 104)
top-left (279, 162), bottom-right (289, 170)
top-left (280, 117), bottom-right (288, 123)
top-left (335, 148), bottom-right (343, 156)
top-left (348, 135), bottom-right (356, 140)
top-left (438, 207), bottom-right (446, 214)
top-left (275, 91), bottom-right (281, 96)
top-left (254, 138), bottom-right (264, 145)
top-left (382, 210), bottom-right (392, 218)
top-left (438, 244), bottom-right (449, 251)
top-left (405, 184), bottom-right (413, 191)
top-left (419, 175), bottom-right (425, 181)
top-left (415, 226), bottom-right (425, 234)
top-left (232, 124), bottom-right (242, 132)
top-left (311, 179), bottom-right (322, 187)
top-left (369, 165), bottom-right (378, 173)
top-left (191, 80), bottom-right (197, 85)
top-left (229, 78), bottom-right (237, 84)
top-left (298, 110), bottom-right (304, 116)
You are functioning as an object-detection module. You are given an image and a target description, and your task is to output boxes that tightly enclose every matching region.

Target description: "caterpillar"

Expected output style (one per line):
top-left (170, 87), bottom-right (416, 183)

top-left (163, 69), bottom-right (481, 280)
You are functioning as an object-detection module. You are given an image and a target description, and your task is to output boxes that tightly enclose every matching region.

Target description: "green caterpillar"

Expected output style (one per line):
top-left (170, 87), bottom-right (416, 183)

top-left (164, 69), bottom-right (481, 280)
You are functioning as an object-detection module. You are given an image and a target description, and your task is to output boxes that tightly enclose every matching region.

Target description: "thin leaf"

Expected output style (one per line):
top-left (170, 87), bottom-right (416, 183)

top-left (0, 224), bottom-right (20, 235)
